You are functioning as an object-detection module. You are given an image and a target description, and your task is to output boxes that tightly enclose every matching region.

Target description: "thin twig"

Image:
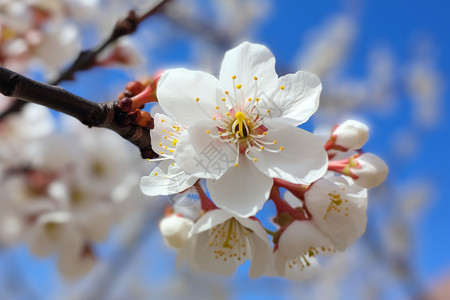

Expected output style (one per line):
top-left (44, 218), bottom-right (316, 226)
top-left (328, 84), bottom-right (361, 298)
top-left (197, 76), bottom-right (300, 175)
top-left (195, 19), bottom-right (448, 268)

top-left (0, 67), bottom-right (156, 159)
top-left (0, 0), bottom-right (171, 119)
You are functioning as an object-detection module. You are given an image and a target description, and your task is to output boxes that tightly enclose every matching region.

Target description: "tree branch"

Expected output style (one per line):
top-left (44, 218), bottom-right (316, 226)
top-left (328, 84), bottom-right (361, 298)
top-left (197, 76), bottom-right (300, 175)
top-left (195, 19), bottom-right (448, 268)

top-left (0, 67), bottom-right (157, 159)
top-left (0, 0), bottom-right (171, 119)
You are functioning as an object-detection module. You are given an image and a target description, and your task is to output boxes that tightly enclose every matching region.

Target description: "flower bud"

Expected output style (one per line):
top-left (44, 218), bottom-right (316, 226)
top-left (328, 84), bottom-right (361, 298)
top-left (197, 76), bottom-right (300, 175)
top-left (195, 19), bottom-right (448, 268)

top-left (159, 214), bottom-right (193, 249)
top-left (332, 120), bottom-right (369, 150)
top-left (352, 153), bottom-right (388, 188)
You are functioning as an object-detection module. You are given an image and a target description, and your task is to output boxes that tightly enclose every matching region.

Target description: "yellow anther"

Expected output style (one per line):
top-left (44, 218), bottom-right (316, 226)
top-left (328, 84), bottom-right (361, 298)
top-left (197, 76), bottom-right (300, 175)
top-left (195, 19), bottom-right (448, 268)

top-left (164, 146), bottom-right (168, 149)
top-left (169, 133), bottom-right (173, 136)
top-left (160, 151), bottom-right (164, 155)
top-left (206, 130), bottom-right (210, 134)
top-left (154, 172), bottom-right (158, 176)
top-left (164, 136), bottom-right (168, 139)
top-left (171, 163), bottom-right (175, 166)
top-left (280, 146), bottom-right (284, 151)
top-left (161, 119), bottom-right (165, 122)
top-left (256, 98), bottom-right (260, 102)
top-left (263, 132), bottom-right (267, 136)
top-left (226, 112), bottom-right (230, 116)
top-left (225, 91), bottom-right (229, 94)
top-left (234, 163), bottom-right (239, 167)
top-left (248, 98), bottom-right (252, 101)
top-left (280, 85), bottom-right (285, 90)
top-left (260, 146), bottom-right (265, 150)
top-left (216, 106), bottom-right (219, 109)
top-left (267, 110), bottom-right (271, 113)
top-left (236, 84), bottom-right (242, 89)
top-left (222, 98), bottom-right (226, 101)
top-left (159, 143), bottom-right (162, 146)
top-left (254, 76), bottom-right (258, 80)
top-left (253, 158), bottom-right (258, 162)
top-left (196, 98), bottom-right (199, 102)
top-left (213, 116), bottom-right (216, 120)
top-left (232, 75), bottom-right (236, 79)
top-left (172, 139), bottom-right (178, 146)
top-left (273, 140), bottom-right (277, 144)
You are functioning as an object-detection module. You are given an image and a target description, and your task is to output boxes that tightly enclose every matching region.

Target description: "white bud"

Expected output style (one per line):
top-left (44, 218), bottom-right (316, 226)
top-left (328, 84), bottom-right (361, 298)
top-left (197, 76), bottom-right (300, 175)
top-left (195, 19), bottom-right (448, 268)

top-left (352, 153), bottom-right (388, 188)
top-left (333, 120), bottom-right (369, 150)
top-left (159, 214), bottom-right (193, 249)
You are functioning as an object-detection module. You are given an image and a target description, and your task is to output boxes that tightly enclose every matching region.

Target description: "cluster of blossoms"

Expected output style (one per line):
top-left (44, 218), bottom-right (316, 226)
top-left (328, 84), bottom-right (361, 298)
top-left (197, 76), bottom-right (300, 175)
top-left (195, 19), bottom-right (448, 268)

top-left (140, 42), bottom-right (388, 279)
top-left (0, 104), bottom-right (145, 279)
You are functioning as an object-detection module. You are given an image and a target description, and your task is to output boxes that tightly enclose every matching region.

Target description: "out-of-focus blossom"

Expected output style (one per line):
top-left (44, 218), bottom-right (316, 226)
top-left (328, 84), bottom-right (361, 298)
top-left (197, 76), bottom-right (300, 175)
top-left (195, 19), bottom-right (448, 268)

top-left (159, 213), bottom-right (194, 249)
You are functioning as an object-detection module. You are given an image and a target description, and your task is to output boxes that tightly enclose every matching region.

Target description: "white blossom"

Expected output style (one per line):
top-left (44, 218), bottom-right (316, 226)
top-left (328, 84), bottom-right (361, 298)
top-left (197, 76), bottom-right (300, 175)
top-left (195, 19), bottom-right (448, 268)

top-left (178, 209), bottom-right (271, 278)
top-left (305, 176), bottom-right (368, 251)
top-left (156, 42), bottom-right (327, 217)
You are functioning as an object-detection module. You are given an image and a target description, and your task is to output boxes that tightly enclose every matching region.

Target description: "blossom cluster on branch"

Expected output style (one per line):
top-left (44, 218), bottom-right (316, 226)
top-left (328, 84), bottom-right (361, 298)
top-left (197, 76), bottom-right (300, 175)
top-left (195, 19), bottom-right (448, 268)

top-left (139, 42), bottom-right (388, 279)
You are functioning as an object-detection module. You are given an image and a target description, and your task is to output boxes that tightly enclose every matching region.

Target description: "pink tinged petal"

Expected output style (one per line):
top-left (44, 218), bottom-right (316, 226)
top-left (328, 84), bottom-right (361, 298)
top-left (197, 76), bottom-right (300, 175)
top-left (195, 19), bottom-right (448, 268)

top-left (305, 177), bottom-right (368, 251)
top-left (173, 124), bottom-right (235, 180)
top-left (140, 160), bottom-right (198, 196)
top-left (278, 221), bottom-right (333, 259)
top-left (206, 158), bottom-right (272, 217)
top-left (219, 42), bottom-right (278, 103)
top-left (157, 68), bottom-right (220, 126)
top-left (248, 125), bottom-right (328, 184)
top-left (260, 71), bottom-right (322, 126)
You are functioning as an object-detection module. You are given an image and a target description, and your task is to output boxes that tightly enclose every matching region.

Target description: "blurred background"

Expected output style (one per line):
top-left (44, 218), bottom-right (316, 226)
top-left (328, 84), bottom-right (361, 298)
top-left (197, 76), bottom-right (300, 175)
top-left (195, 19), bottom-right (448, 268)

top-left (0, 0), bottom-right (449, 299)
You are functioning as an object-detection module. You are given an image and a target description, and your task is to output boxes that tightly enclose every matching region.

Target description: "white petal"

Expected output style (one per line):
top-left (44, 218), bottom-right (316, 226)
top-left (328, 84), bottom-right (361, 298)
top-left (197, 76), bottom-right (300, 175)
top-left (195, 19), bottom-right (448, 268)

top-left (159, 214), bottom-right (193, 249)
top-left (140, 160), bottom-right (198, 196)
top-left (219, 42), bottom-right (278, 104)
top-left (260, 71), bottom-right (322, 126)
top-left (150, 113), bottom-right (185, 158)
top-left (249, 124), bottom-right (328, 184)
top-left (271, 251), bottom-right (320, 280)
top-left (174, 124), bottom-right (235, 179)
top-left (278, 221), bottom-right (333, 259)
top-left (236, 216), bottom-right (272, 278)
top-left (190, 209), bottom-right (234, 234)
top-left (157, 68), bottom-right (220, 126)
top-left (353, 153), bottom-right (388, 188)
top-left (206, 158), bottom-right (272, 217)
top-left (333, 120), bottom-right (369, 150)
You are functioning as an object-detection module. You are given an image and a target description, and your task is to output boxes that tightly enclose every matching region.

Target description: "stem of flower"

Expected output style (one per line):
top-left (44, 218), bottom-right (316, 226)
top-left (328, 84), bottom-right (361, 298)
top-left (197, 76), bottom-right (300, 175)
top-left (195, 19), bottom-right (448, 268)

top-left (273, 178), bottom-right (309, 200)
top-left (270, 185), bottom-right (309, 221)
top-left (194, 181), bottom-right (217, 212)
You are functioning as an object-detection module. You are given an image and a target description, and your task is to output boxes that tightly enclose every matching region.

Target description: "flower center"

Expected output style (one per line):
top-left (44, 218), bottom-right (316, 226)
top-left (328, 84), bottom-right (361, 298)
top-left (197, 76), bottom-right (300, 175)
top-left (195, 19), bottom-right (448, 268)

top-left (231, 111), bottom-right (249, 138)
top-left (208, 218), bottom-right (250, 262)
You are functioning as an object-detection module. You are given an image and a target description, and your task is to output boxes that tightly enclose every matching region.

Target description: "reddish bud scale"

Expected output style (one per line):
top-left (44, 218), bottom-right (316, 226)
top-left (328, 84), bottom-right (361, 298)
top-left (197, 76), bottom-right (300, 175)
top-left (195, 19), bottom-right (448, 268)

top-left (117, 97), bottom-right (133, 112)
